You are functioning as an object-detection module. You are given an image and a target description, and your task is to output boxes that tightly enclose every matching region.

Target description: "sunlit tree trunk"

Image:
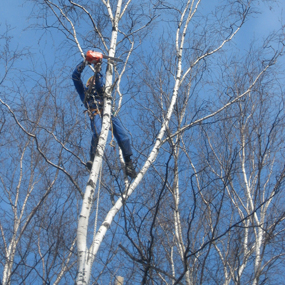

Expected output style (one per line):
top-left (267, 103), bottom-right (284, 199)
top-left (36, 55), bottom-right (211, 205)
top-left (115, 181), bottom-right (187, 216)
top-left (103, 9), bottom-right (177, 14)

top-left (76, 1), bottom-right (123, 283)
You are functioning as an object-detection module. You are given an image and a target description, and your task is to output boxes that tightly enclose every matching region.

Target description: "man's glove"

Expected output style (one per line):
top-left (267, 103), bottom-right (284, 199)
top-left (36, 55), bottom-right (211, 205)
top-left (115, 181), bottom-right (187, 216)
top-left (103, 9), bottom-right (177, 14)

top-left (85, 50), bottom-right (103, 65)
top-left (95, 63), bottom-right (102, 73)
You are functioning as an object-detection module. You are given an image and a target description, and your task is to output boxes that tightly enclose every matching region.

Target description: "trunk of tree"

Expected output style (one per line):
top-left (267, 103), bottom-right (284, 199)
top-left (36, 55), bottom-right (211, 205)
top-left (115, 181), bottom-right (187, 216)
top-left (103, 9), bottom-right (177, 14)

top-left (2, 240), bottom-right (16, 285)
top-left (76, 1), bottom-right (123, 284)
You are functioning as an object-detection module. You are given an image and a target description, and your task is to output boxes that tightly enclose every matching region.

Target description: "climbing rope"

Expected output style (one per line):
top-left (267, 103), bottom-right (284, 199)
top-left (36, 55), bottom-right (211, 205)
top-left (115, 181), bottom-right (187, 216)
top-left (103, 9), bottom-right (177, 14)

top-left (93, 163), bottom-right (102, 234)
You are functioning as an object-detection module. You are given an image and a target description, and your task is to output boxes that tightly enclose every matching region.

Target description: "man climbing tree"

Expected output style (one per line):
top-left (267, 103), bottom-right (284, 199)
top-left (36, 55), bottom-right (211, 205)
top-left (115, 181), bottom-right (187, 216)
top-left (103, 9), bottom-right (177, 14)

top-left (72, 50), bottom-right (137, 178)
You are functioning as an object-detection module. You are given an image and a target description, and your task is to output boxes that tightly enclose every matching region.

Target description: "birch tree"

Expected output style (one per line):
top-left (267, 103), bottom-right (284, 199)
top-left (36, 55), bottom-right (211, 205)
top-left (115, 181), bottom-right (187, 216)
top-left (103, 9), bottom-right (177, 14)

top-left (202, 47), bottom-right (285, 284)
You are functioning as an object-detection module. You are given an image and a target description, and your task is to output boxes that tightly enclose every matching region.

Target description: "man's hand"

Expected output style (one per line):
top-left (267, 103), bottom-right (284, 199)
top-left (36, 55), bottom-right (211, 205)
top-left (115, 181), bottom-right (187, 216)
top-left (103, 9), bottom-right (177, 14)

top-left (95, 63), bottom-right (102, 73)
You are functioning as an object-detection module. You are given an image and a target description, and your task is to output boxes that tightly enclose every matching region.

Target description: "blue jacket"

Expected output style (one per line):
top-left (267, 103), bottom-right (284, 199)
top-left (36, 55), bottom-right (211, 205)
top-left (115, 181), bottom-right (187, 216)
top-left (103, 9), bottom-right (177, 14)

top-left (72, 61), bottom-right (105, 109)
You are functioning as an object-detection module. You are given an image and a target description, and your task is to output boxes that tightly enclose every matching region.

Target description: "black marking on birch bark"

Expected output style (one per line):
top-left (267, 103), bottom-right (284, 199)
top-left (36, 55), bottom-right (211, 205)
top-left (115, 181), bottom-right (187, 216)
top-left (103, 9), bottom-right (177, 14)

top-left (104, 94), bottom-right (113, 100)
top-left (88, 189), bottom-right (94, 203)
top-left (87, 179), bottom-right (95, 188)
top-left (102, 113), bottom-right (111, 119)
top-left (103, 222), bottom-right (110, 229)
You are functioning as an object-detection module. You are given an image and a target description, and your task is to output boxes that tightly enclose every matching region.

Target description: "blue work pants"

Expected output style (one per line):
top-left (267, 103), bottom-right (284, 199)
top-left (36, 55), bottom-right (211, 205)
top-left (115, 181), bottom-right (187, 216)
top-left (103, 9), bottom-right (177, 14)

top-left (90, 114), bottom-right (133, 159)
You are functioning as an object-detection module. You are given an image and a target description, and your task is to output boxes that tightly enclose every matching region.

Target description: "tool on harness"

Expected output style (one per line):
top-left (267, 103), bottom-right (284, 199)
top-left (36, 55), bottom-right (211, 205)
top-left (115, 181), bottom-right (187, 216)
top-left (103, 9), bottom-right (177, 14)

top-left (83, 107), bottom-right (102, 119)
top-left (84, 66), bottom-right (104, 119)
top-left (84, 78), bottom-right (115, 148)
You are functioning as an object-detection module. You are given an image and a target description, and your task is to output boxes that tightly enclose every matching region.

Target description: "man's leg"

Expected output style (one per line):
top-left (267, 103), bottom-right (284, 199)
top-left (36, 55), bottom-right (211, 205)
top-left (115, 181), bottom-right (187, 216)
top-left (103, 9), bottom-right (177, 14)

top-left (112, 116), bottom-right (137, 178)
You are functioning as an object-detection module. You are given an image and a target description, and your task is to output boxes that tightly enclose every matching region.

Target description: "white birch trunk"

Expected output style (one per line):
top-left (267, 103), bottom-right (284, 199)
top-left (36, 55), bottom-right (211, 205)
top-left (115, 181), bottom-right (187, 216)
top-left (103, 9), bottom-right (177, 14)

top-left (76, 1), bottom-right (123, 284)
top-left (2, 240), bottom-right (17, 285)
top-left (172, 149), bottom-right (191, 285)
top-left (2, 146), bottom-right (26, 285)
top-left (252, 226), bottom-right (263, 285)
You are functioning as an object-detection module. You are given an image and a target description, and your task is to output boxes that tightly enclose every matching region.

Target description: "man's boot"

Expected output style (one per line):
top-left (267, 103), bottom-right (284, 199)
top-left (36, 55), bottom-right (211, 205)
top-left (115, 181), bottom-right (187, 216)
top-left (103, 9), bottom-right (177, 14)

top-left (125, 158), bottom-right (137, 179)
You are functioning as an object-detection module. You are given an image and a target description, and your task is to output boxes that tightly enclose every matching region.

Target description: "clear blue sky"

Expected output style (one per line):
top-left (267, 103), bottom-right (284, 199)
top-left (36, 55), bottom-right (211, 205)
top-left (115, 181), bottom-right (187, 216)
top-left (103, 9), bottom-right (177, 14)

top-left (1, 1), bottom-right (285, 82)
top-left (0, 1), bottom-right (63, 67)
top-left (1, 0), bottom-right (285, 52)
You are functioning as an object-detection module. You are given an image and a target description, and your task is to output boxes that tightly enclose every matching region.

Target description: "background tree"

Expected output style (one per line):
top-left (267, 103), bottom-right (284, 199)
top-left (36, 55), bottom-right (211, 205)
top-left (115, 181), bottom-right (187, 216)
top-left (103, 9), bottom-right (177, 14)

top-left (0, 28), bottom-right (82, 284)
top-left (115, 2), bottom-right (285, 284)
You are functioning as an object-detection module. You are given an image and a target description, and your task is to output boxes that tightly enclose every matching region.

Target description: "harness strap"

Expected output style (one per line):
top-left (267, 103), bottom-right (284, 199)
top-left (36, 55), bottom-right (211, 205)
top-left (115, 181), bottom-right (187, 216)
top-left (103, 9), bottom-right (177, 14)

top-left (83, 108), bottom-right (103, 119)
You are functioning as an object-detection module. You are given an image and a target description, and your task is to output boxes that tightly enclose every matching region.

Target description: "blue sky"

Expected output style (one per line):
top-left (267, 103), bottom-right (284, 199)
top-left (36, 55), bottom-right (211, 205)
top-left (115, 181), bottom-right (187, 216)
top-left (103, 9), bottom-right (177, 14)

top-left (1, 0), bottom-right (285, 98)
top-left (1, 1), bottom-right (63, 67)
top-left (1, 1), bottom-right (285, 54)
top-left (1, 1), bottom-right (37, 49)
top-left (1, 0), bottom-right (284, 119)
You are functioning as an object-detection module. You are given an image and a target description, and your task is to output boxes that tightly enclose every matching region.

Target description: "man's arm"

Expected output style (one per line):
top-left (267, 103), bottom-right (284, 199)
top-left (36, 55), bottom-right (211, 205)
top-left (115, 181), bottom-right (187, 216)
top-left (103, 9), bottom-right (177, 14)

top-left (72, 61), bottom-right (87, 103)
top-left (94, 71), bottom-right (105, 96)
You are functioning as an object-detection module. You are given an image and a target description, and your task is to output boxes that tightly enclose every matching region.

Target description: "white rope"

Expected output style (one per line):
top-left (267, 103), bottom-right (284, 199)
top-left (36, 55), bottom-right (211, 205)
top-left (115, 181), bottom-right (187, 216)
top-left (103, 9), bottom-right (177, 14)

top-left (89, 163), bottom-right (102, 263)
top-left (93, 163), bottom-right (102, 236)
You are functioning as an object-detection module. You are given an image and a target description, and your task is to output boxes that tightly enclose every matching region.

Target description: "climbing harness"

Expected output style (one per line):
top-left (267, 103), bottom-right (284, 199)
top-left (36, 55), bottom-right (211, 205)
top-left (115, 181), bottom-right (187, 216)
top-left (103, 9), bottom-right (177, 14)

top-left (84, 70), bottom-right (103, 118)
top-left (84, 68), bottom-right (116, 149)
top-left (84, 107), bottom-right (103, 119)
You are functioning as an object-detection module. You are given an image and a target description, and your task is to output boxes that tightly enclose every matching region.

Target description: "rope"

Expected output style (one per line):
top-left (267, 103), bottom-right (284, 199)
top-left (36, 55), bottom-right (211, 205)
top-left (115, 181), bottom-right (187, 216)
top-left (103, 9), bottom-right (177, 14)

top-left (109, 119), bottom-right (115, 148)
top-left (89, 163), bottom-right (102, 262)
top-left (94, 164), bottom-right (102, 234)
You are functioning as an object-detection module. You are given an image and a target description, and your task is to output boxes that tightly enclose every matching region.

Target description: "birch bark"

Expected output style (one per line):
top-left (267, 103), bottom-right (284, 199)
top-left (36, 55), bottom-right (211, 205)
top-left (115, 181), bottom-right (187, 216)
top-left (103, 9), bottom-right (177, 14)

top-left (76, 0), bottom-right (123, 283)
